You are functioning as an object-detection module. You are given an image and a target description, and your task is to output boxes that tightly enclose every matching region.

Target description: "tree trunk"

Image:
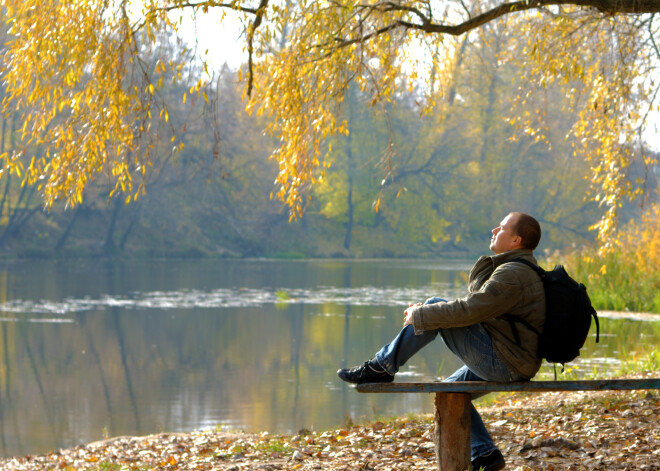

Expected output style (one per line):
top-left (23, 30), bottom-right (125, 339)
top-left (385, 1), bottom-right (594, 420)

top-left (119, 204), bottom-right (141, 250)
top-left (343, 88), bottom-right (356, 251)
top-left (55, 205), bottom-right (83, 253)
top-left (102, 196), bottom-right (123, 255)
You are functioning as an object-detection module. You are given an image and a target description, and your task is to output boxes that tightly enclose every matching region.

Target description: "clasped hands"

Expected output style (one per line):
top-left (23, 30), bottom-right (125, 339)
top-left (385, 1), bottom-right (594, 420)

top-left (403, 302), bottom-right (422, 327)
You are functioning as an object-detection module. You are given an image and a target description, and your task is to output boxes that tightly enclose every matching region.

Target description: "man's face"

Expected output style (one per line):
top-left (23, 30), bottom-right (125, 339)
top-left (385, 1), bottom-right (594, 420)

top-left (490, 214), bottom-right (522, 254)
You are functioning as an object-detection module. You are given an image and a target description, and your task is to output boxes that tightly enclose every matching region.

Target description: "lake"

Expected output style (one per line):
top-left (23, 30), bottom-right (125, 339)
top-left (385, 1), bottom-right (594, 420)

top-left (0, 258), bottom-right (657, 459)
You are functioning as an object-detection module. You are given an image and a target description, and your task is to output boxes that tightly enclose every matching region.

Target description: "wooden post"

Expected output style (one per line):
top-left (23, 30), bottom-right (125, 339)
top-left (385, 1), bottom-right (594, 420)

top-left (434, 392), bottom-right (471, 471)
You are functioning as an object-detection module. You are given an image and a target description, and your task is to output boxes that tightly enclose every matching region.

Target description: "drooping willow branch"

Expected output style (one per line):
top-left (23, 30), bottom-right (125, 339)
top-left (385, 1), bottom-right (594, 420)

top-left (155, 0), bottom-right (660, 94)
top-left (332, 0), bottom-right (660, 46)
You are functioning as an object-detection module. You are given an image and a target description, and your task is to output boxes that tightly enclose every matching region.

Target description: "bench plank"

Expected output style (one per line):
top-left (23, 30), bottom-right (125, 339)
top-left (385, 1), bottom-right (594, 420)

top-left (356, 378), bottom-right (660, 394)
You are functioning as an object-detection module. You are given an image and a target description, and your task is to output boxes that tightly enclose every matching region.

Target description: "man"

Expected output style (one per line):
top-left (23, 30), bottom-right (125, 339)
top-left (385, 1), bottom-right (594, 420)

top-left (337, 212), bottom-right (545, 471)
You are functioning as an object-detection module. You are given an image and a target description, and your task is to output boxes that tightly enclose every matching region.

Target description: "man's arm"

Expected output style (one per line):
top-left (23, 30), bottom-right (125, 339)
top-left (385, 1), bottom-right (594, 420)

top-left (408, 267), bottom-right (524, 334)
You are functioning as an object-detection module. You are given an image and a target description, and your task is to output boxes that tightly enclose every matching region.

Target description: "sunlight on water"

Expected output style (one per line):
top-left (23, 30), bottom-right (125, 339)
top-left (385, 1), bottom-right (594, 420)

top-left (0, 316), bottom-right (75, 323)
top-left (0, 285), bottom-right (465, 317)
top-left (2, 291), bottom-right (659, 324)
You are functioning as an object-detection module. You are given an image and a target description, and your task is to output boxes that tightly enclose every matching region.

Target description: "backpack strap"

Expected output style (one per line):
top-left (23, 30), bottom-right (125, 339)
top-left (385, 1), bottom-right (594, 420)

top-left (510, 257), bottom-right (545, 278)
top-left (589, 304), bottom-right (600, 343)
top-left (513, 259), bottom-right (600, 344)
top-left (500, 258), bottom-right (544, 346)
top-left (501, 313), bottom-right (542, 348)
top-left (501, 313), bottom-right (541, 337)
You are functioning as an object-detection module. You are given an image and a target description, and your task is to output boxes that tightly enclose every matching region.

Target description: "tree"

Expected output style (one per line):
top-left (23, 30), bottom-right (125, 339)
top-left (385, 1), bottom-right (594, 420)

top-left (1, 0), bottom-right (658, 248)
top-left (247, 0), bottom-right (659, 247)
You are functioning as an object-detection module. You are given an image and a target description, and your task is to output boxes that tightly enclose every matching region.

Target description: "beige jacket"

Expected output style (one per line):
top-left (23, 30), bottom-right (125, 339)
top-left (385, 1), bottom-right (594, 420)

top-left (410, 249), bottom-right (545, 379)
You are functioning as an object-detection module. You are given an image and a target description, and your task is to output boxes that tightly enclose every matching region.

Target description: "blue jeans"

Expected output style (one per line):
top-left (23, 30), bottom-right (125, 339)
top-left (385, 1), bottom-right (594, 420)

top-left (374, 297), bottom-right (525, 459)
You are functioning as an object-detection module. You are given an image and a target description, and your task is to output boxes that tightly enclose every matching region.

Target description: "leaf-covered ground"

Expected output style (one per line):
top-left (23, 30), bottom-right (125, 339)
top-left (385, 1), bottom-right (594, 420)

top-left (2, 388), bottom-right (658, 470)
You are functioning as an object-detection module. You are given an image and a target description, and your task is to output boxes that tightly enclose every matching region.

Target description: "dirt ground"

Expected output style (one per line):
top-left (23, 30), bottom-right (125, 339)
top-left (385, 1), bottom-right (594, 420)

top-left (3, 384), bottom-right (659, 471)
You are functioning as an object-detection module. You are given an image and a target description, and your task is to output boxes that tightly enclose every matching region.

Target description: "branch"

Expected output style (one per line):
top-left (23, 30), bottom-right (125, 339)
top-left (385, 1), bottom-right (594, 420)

top-left (428, 0), bottom-right (660, 35)
top-left (330, 0), bottom-right (660, 49)
top-left (650, 13), bottom-right (660, 58)
top-left (158, 1), bottom-right (264, 15)
top-left (135, 0), bottom-right (268, 95)
top-left (130, 0), bottom-right (660, 94)
top-left (128, 0), bottom-right (261, 35)
top-left (247, 0), bottom-right (269, 96)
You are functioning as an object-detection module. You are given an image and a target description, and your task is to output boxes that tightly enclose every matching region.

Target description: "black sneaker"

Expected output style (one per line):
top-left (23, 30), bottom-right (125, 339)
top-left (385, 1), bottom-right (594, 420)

top-left (471, 449), bottom-right (505, 471)
top-left (337, 360), bottom-right (394, 384)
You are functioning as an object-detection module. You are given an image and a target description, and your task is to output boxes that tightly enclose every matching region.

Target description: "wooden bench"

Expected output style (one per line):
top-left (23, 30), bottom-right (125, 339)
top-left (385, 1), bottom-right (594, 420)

top-left (356, 378), bottom-right (660, 471)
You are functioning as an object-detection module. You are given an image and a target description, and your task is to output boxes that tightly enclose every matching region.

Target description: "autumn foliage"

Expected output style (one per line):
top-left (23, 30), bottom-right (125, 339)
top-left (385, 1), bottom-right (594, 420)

top-left (552, 202), bottom-right (660, 313)
top-left (0, 1), bottom-right (658, 246)
top-left (0, 0), bottom-right (190, 208)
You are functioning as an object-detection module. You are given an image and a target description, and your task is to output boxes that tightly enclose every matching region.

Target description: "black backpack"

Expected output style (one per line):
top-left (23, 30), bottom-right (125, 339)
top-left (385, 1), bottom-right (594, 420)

top-left (504, 258), bottom-right (600, 366)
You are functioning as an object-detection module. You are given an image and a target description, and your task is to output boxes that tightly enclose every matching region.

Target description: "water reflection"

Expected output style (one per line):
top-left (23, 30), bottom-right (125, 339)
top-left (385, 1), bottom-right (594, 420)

top-left (0, 259), bottom-right (657, 459)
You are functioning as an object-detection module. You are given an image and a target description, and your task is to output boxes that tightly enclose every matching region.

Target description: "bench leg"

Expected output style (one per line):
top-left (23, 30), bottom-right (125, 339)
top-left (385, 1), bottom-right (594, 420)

top-left (434, 392), bottom-right (471, 471)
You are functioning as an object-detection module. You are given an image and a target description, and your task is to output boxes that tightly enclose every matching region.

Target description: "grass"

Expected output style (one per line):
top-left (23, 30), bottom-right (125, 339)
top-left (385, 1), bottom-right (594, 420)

top-left (617, 345), bottom-right (660, 375)
top-left (544, 205), bottom-right (660, 314)
top-left (542, 248), bottom-right (660, 314)
top-left (253, 436), bottom-right (291, 454)
top-left (538, 345), bottom-right (659, 380)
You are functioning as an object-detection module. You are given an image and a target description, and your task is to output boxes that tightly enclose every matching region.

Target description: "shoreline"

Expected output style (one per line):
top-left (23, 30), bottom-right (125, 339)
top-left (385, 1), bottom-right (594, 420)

top-left (2, 380), bottom-right (658, 471)
top-left (596, 310), bottom-right (660, 322)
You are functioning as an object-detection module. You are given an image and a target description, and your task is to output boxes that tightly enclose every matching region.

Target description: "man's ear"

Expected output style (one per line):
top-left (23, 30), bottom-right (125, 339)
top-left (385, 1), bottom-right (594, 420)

top-left (513, 234), bottom-right (523, 248)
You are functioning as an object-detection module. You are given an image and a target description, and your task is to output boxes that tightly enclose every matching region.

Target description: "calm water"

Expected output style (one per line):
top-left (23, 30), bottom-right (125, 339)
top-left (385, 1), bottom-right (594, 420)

top-left (0, 258), bottom-right (657, 459)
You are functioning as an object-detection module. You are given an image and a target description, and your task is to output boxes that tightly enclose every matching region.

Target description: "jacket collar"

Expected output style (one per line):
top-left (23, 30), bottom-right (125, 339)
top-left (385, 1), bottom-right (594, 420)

top-left (491, 248), bottom-right (537, 267)
top-left (471, 249), bottom-right (537, 281)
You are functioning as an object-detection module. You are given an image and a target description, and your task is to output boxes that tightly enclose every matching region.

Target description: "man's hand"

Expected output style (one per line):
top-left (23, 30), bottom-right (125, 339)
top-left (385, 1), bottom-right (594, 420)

top-left (403, 302), bottom-right (422, 327)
